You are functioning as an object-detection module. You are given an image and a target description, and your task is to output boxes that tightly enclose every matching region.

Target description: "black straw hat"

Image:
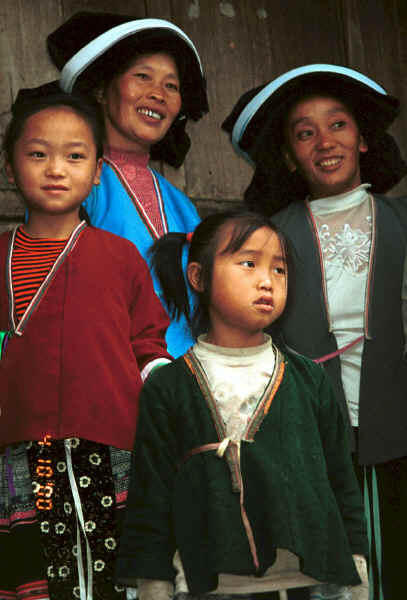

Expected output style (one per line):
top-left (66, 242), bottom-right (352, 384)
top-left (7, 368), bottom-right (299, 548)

top-left (223, 64), bottom-right (406, 214)
top-left (47, 12), bottom-right (209, 167)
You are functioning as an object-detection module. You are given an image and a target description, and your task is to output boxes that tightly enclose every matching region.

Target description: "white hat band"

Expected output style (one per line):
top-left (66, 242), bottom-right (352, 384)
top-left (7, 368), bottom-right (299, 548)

top-left (60, 18), bottom-right (203, 93)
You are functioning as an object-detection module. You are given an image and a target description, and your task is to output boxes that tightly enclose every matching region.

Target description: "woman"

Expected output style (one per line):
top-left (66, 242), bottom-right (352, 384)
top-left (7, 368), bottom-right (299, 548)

top-left (47, 11), bottom-right (209, 357)
top-left (223, 64), bottom-right (407, 600)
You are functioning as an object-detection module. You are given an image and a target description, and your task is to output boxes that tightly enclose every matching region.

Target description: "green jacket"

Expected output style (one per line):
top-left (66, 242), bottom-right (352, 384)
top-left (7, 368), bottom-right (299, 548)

top-left (117, 349), bottom-right (368, 595)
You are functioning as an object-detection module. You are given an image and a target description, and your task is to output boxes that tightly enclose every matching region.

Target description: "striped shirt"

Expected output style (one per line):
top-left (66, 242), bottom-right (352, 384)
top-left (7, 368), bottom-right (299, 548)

top-left (11, 227), bottom-right (67, 323)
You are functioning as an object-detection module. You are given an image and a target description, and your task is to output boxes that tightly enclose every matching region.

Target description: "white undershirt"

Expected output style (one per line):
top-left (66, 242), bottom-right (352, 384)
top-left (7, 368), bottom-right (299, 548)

top-left (309, 184), bottom-right (372, 425)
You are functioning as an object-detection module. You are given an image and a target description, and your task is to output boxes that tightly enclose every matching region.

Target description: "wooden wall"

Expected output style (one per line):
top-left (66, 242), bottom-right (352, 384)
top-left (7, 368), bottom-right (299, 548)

top-left (1, 0), bottom-right (407, 232)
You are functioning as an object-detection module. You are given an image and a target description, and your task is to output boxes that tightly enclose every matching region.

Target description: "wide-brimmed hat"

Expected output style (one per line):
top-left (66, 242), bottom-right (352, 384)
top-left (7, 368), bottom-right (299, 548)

top-left (223, 64), bottom-right (406, 214)
top-left (47, 12), bottom-right (209, 167)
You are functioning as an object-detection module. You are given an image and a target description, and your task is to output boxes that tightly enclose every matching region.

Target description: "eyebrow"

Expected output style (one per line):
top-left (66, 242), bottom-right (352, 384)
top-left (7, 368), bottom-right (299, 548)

top-left (24, 138), bottom-right (90, 148)
top-left (290, 106), bottom-right (349, 129)
top-left (132, 63), bottom-right (179, 79)
top-left (236, 249), bottom-right (287, 262)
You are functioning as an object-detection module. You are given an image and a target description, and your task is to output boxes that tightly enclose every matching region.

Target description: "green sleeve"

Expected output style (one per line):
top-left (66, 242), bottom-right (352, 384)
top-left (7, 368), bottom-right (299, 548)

top-left (116, 368), bottom-right (179, 584)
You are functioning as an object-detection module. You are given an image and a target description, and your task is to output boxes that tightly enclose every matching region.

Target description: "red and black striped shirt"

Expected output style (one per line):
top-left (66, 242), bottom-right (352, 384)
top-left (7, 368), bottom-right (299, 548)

top-left (11, 227), bottom-right (67, 323)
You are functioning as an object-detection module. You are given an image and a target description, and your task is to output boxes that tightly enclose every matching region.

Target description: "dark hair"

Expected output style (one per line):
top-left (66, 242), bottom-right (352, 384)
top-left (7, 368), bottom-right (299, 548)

top-left (3, 92), bottom-right (105, 164)
top-left (149, 211), bottom-right (294, 339)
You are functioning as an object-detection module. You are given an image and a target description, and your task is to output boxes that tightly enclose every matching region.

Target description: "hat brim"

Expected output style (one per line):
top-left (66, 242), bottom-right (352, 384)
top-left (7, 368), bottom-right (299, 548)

top-left (223, 66), bottom-right (399, 163)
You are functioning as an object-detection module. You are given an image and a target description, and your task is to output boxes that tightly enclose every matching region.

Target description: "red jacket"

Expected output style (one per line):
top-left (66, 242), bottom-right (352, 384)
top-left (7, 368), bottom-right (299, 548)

top-left (0, 224), bottom-right (171, 450)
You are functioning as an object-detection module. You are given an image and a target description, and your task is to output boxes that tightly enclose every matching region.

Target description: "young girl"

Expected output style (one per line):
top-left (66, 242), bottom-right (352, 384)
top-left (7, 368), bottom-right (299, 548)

top-left (0, 91), bottom-right (171, 600)
top-left (116, 212), bottom-right (369, 600)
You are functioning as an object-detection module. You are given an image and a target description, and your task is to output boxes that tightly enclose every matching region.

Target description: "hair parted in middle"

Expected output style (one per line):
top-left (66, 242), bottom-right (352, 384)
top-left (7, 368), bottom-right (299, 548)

top-left (149, 210), bottom-right (294, 338)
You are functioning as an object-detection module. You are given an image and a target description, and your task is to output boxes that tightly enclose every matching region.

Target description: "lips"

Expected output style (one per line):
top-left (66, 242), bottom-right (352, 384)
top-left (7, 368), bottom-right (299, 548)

top-left (42, 185), bottom-right (69, 191)
top-left (254, 296), bottom-right (274, 310)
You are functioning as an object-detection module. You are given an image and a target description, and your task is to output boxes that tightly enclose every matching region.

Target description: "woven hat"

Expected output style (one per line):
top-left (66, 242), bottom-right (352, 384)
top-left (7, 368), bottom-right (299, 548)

top-left (223, 64), bottom-right (406, 214)
top-left (47, 12), bottom-right (209, 167)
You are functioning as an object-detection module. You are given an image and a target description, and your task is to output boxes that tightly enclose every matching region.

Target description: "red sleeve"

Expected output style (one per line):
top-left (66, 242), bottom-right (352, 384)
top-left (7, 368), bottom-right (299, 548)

top-left (128, 245), bottom-right (172, 370)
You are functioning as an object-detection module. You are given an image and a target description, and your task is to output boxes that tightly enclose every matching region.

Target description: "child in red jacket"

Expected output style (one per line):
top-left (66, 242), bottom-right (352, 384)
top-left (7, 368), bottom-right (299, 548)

top-left (0, 90), bottom-right (171, 600)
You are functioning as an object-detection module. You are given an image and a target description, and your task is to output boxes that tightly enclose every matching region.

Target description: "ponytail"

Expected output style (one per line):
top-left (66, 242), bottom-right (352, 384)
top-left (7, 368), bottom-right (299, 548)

top-left (149, 233), bottom-right (193, 325)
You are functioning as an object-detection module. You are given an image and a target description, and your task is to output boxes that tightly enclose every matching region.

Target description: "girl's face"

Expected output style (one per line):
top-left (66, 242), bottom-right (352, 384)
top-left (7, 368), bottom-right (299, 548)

top-left (100, 52), bottom-right (182, 153)
top-left (189, 225), bottom-right (287, 348)
top-left (6, 107), bottom-right (102, 229)
top-left (284, 95), bottom-right (368, 199)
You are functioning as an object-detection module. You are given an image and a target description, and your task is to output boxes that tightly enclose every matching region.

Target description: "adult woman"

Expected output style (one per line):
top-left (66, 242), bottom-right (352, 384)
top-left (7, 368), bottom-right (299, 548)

top-left (223, 64), bottom-right (407, 600)
top-left (47, 11), bottom-right (209, 357)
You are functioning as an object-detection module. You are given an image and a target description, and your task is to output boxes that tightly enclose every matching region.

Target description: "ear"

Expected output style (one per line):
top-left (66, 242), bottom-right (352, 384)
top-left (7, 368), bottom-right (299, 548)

top-left (359, 135), bottom-right (368, 154)
top-left (283, 147), bottom-right (297, 173)
top-left (93, 158), bottom-right (103, 185)
top-left (94, 87), bottom-right (106, 105)
top-left (5, 162), bottom-right (16, 184)
top-left (187, 262), bottom-right (204, 293)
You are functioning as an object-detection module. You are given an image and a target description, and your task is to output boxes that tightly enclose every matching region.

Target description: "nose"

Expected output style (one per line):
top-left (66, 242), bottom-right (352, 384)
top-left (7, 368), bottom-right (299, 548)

top-left (315, 128), bottom-right (335, 150)
top-left (45, 157), bottom-right (65, 177)
top-left (148, 81), bottom-right (165, 103)
top-left (258, 275), bottom-right (272, 291)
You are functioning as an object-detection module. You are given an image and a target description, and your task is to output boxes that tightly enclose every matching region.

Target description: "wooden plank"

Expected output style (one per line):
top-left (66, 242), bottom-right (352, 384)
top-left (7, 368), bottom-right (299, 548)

top-left (169, 0), bottom-right (258, 202)
top-left (341, 0), bottom-right (407, 196)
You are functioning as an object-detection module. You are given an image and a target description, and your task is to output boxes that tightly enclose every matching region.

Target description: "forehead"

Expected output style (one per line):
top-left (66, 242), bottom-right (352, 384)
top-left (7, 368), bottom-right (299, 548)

top-left (120, 52), bottom-right (179, 76)
top-left (217, 223), bottom-right (283, 255)
top-left (286, 94), bottom-right (357, 124)
top-left (18, 107), bottom-right (94, 144)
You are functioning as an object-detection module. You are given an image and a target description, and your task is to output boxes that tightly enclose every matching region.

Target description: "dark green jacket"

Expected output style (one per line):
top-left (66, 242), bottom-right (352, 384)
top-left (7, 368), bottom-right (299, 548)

top-left (117, 351), bottom-right (368, 595)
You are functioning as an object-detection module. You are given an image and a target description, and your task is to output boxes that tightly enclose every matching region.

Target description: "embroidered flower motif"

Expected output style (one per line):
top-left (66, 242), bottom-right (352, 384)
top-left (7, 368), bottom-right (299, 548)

top-left (57, 461), bottom-right (67, 472)
top-left (47, 565), bottom-right (55, 578)
top-left (105, 537), bottom-right (117, 550)
top-left (79, 475), bottom-right (91, 488)
top-left (72, 544), bottom-right (78, 557)
top-left (32, 481), bottom-right (41, 494)
top-left (41, 521), bottom-right (50, 533)
top-left (67, 437), bottom-right (80, 448)
top-left (85, 520), bottom-right (96, 533)
top-left (114, 584), bottom-right (125, 593)
top-left (58, 565), bottom-right (70, 578)
top-left (73, 586), bottom-right (81, 598)
top-left (89, 452), bottom-right (101, 466)
top-left (94, 559), bottom-right (105, 572)
top-left (55, 522), bottom-right (66, 535)
top-left (101, 495), bottom-right (113, 507)
top-left (64, 502), bottom-right (72, 514)
top-left (318, 221), bottom-right (372, 274)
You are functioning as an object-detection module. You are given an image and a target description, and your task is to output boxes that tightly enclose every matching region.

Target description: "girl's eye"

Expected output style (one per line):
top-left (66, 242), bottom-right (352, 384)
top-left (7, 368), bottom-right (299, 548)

top-left (274, 266), bottom-right (286, 275)
top-left (241, 260), bottom-right (255, 268)
top-left (69, 153), bottom-right (85, 160)
top-left (28, 151), bottom-right (45, 158)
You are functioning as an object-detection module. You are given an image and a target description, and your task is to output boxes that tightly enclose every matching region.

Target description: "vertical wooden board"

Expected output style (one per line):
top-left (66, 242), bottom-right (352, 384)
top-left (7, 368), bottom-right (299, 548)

top-left (341, 0), bottom-right (407, 196)
top-left (265, 0), bottom-right (345, 75)
top-left (167, 0), bottom-right (262, 201)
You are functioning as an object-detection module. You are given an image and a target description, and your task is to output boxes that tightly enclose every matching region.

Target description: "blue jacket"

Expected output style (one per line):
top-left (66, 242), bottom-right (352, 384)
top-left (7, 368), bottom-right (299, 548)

top-left (83, 161), bottom-right (200, 358)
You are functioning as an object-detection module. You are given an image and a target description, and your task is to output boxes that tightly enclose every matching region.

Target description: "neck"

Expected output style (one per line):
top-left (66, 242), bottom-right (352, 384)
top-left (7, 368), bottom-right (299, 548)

top-left (24, 213), bottom-right (82, 239)
top-left (205, 329), bottom-right (266, 348)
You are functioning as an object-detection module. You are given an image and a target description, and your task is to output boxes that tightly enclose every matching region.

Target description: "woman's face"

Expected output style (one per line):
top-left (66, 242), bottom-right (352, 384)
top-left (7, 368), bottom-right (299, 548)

top-left (100, 52), bottom-right (182, 153)
top-left (283, 95), bottom-right (368, 199)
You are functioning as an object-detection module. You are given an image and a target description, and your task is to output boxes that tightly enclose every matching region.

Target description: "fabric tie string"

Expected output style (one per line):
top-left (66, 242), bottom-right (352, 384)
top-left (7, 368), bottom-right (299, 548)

top-left (65, 440), bottom-right (93, 600)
